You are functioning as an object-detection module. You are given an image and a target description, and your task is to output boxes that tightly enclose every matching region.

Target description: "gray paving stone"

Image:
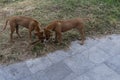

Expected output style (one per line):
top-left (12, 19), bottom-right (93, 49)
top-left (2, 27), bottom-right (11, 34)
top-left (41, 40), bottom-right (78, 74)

top-left (17, 75), bottom-right (35, 80)
top-left (108, 34), bottom-right (120, 44)
top-left (64, 52), bottom-right (96, 75)
top-left (26, 57), bottom-right (52, 73)
top-left (0, 68), bottom-right (15, 80)
top-left (83, 37), bottom-right (99, 49)
top-left (45, 62), bottom-right (72, 80)
top-left (96, 35), bottom-right (112, 42)
top-left (18, 71), bottom-right (49, 80)
top-left (63, 72), bottom-right (78, 80)
top-left (104, 54), bottom-right (120, 74)
top-left (0, 65), bottom-right (6, 68)
top-left (74, 64), bottom-right (120, 80)
top-left (5, 78), bottom-right (14, 80)
top-left (0, 75), bottom-right (6, 80)
top-left (96, 38), bottom-right (116, 54)
top-left (69, 41), bottom-right (87, 55)
top-left (47, 50), bottom-right (70, 63)
top-left (32, 71), bottom-right (49, 80)
top-left (3, 62), bottom-right (31, 80)
top-left (108, 44), bottom-right (120, 56)
top-left (83, 46), bottom-right (110, 64)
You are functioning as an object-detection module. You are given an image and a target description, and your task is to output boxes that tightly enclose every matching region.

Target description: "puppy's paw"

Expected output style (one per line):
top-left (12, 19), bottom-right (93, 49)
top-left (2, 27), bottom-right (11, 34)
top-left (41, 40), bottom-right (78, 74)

top-left (80, 42), bottom-right (84, 45)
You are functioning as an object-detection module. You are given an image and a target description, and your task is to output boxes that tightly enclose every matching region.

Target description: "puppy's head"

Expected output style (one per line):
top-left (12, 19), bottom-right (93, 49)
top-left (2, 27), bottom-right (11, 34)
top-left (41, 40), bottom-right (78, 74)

top-left (34, 31), bottom-right (45, 42)
top-left (44, 28), bottom-right (52, 40)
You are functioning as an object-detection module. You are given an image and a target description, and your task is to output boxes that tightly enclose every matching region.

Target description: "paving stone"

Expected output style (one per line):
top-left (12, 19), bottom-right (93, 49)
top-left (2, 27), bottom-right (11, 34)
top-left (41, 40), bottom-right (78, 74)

top-left (108, 44), bottom-right (120, 56)
top-left (104, 54), bottom-right (120, 74)
top-left (74, 64), bottom-right (120, 80)
top-left (3, 62), bottom-right (31, 80)
top-left (47, 50), bottom-right (70, 63)
top-left (0, 75), bottom-right (6, 80)
top-left (108, 34), bottom-right (120, 44)
top-left (26, 57), bottom-right (52, 73)
top-left (64, 52), bottom-right (96, 75)
top-left (0, 68), bottom-right (15, 80)
top-left (18, 71), bottom-right (49, 80)
top-left (17, 75), bottom-right (35, 80)
top-left (95, 35), bottom-right (120, 56)
top-left (83, 46), bottom-right (110, 64)
top-left (32, 71), bottom-right (49, 80)
top-left (5, 78), bottom-right (14, 80)
top-left (63, 72), bottom-right (78, 80)
top-left (96, 35), bottom-right (112, 42)
top-left (45, 62), bottom-right (72, 80)
top-left (69, 41), bottom-right (87, 55)
top-left (0, 65), bottom-right (6, 68)
top-left (96, 38), bottom-right (116, 54)
top-left (83, 37), bottom-right (100, 49)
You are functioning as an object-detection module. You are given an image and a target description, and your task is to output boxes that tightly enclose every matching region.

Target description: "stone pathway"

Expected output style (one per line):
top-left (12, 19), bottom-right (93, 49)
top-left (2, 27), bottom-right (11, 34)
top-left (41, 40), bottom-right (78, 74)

top-left (0, 34), bottom-right (120, 80)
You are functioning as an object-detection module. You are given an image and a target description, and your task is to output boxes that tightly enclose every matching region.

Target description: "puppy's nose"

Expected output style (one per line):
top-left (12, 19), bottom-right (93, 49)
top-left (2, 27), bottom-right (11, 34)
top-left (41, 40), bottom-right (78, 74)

top-left (44, 39), bottom-right (49, 43)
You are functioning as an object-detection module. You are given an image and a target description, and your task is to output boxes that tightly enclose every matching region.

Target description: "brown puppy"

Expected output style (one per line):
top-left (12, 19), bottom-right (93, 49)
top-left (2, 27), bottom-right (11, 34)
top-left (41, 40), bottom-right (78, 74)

top-left (44, 18), bottom-right (86, 45)
top-left (2, 16), bottom-right (44, 42)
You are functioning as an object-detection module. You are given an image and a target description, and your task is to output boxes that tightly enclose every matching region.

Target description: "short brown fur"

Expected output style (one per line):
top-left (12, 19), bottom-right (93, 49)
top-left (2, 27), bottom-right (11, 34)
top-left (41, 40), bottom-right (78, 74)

top-left (2, 16), bottom-right (44, 42)
top-left (44, 18), bottom-right (86, 45)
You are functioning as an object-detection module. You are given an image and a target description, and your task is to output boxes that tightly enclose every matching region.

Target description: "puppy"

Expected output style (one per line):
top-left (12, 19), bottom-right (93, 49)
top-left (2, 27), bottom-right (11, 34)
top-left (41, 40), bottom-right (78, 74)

top-left (44, 18), bottom-right (87, 45)
top-left (2, 16), bottom-right (45, 42)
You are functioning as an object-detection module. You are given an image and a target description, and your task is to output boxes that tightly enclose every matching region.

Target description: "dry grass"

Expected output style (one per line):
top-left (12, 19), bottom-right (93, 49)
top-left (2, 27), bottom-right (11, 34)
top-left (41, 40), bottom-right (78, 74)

top-left (0, 0), bottom-right (120, 64)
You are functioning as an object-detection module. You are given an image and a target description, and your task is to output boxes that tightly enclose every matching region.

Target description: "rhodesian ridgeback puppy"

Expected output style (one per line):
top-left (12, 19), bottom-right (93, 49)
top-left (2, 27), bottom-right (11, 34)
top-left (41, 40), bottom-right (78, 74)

top-left (44, 18), bottom-right (88, 45)
top-left (2, 16), bottom-right (45, 42)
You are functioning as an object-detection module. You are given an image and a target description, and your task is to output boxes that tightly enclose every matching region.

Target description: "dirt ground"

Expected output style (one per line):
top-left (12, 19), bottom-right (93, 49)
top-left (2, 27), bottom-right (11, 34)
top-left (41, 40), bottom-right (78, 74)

top-left (0, 12), bottom-right (69, 65)
top-left (0, 0), bottom-right (47, 64)
top-left (0, 0), bottom-right (81, 65)
top-left (0, 0), bottom-right (120, 65)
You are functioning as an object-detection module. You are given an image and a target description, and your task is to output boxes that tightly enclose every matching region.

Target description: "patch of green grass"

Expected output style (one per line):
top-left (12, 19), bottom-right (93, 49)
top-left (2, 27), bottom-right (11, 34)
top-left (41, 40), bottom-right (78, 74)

top-left (32, 43), bottom-right (45, 53)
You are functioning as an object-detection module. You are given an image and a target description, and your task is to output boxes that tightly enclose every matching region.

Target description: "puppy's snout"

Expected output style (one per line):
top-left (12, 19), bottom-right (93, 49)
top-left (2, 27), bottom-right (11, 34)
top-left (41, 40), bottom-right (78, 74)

top-left (46, 38), bottom-right (49, 40)
top-left (44, 39), bottom-right (49, 43)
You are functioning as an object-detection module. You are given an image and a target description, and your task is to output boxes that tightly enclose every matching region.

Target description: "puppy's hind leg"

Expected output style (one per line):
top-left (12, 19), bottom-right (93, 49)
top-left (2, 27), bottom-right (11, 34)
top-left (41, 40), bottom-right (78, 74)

top-left (54, 32), bottom-right (58, 43)
top-left (16, 25), bottom-right (21, 38)
top-left (10, 23), bottom-right (16, 43)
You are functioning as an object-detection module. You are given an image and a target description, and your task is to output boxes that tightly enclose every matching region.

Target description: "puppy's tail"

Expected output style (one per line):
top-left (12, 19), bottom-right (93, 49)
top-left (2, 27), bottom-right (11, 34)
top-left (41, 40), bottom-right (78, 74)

top-left (1, 19), bottom-right (9, 32)
top-left (0, 19), bottom-right (9, 37)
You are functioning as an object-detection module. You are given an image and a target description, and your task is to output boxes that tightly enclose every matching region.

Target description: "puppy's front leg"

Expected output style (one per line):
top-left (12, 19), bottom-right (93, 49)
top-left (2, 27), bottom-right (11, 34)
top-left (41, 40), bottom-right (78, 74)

top-left (57, 32), bottom-right (62, 44)
top-left (54, 32), bottom-right (58, 43)
top-left (79, 28), bottom-right (85, 45)
top-left (55, 26), bottom-right (62, 43)
top-left (16, 26), bottom-right (21, 38)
